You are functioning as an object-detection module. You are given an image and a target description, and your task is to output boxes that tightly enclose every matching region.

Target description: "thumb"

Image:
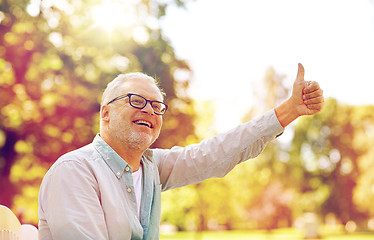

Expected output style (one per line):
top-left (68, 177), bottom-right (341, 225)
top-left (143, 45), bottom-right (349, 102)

top-left (296, 63), bottom-right (305, 82)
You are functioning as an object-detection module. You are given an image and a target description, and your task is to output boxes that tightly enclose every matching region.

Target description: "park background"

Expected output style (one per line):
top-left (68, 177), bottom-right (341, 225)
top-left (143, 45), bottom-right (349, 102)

top-left (1, 0), bottom-right (374, 239)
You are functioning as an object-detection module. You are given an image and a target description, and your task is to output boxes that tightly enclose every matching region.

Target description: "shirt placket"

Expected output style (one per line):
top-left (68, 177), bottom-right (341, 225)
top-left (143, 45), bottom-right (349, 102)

top-left (119, 165), bottom-right (143, 239)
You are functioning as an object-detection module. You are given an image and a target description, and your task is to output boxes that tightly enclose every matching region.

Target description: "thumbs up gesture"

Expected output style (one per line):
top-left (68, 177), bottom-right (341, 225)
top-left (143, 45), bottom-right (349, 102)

top-left (291, 63), bottom-right (324, 116)
top-left (275, 63), bottom-right (324, 127)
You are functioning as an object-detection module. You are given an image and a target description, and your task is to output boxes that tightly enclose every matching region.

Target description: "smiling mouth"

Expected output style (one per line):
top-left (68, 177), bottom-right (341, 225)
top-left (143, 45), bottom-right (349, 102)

top-left (133, 120), bottom-right (153, 128)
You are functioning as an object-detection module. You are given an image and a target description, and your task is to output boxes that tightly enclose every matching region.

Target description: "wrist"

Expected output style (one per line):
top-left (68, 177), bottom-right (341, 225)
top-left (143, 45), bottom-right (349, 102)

top-left (274, 99), bottom-right (299, 128)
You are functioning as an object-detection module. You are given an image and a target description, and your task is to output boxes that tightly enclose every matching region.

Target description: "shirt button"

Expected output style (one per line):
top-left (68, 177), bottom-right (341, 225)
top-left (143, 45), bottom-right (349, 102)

top-left (125, 166), bottom-right (130, 172)
top-left (127, 187), bottom-right (132, 193)
top-left (116, 172), bottom-right (121, 176)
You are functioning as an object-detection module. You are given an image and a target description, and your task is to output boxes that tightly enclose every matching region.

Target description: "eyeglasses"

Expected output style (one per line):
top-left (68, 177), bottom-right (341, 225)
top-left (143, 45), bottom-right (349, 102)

top-left (107, 93), bottom-right (168, 115)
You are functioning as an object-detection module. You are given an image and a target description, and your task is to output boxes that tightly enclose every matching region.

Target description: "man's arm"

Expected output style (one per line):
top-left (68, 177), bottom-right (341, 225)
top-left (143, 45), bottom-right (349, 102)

top-left (155, 109), bottom-right (284, 191)
top-left (155, 63), bottom-right (324, 191)
top-left (275, 63), bottom-right (324, 127)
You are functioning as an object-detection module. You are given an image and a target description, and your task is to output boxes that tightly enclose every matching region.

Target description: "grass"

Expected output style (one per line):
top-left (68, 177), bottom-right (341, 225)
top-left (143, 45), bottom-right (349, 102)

top-left (160, 228), bottom-right (374, 240)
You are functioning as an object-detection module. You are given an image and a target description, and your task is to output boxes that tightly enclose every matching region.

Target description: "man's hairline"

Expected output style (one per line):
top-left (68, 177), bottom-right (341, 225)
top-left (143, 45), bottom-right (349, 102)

top-left (101, 73), bottom-right (165, 107)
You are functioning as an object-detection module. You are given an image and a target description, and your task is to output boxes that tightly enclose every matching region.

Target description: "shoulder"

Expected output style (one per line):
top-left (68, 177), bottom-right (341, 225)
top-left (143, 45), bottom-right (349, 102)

top-left (43, 143), bottom-right (101, 179)
top-left (57, 143), bottom-right (96, 164)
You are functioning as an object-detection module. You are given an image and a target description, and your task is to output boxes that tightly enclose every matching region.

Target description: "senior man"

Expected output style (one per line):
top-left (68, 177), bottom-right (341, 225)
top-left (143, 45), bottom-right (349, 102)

top-left (38, 63), bottom-right (324, 239)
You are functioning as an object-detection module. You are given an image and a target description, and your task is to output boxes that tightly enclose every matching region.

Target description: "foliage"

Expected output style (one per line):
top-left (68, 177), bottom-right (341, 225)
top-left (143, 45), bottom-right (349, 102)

top-left (0, 0), bottom-right (194, 224)
top-left (290, 99), bottom-right (374, 224)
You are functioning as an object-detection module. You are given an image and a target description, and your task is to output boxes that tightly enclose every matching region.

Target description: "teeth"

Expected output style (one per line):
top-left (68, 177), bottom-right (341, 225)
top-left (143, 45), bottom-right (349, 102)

top-left (134, 120), bottom-right (152, 128)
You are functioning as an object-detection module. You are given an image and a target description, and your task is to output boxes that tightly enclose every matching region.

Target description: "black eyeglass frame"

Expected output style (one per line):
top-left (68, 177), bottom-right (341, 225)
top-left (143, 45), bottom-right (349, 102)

top-left (106, 93), bottom-right (168, 115)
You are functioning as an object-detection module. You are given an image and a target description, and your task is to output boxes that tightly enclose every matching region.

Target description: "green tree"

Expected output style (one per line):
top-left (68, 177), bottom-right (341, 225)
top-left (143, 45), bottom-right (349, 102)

top-left (353, 105), bottom-right (374, 217)
top-left (0, 0), bottom-right (194, 224)
top-left (290, 98), bottom-right (372, 226)
top-left (240, 67), bottom-right (373, 229)
top-left (236, 67), bottom-right (294, 230)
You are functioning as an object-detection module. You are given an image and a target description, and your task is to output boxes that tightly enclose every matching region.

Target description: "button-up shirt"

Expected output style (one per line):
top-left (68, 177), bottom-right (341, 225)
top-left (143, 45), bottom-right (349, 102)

top-left (38, 109), bottom-right (283, 239)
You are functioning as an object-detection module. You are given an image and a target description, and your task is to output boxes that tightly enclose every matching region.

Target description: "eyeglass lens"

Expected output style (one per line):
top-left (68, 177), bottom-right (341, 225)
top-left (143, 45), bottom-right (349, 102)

top-left (129, 95), bottom-right (166, 114)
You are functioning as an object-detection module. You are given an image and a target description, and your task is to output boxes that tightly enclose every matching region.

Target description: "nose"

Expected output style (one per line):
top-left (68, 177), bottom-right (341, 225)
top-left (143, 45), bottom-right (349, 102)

top-left (141, 101), bottom-right (155, 115)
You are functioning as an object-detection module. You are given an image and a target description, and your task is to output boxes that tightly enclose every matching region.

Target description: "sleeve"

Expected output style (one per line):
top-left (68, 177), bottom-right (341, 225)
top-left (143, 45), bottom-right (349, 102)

top-left (38, 160), bottom-right (109, 240)
top-left (154, 109), bottom-right (284, 191)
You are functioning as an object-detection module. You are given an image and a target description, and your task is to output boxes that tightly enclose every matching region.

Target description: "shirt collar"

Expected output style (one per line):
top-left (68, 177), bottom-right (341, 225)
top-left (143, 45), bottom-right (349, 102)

top-left (93, 134), bottom-right (130, 179)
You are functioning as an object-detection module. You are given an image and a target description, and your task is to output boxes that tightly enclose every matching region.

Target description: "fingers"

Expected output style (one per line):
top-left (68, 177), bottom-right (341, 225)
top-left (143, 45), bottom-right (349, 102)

top-left (303, 95), bottom-right (324, 105)
top-left (302, 80), bottom-right (324, 113)
top-left (303, 81), bottom-right (320, 94)
top-left (303, 88), bottom-right (323, 100)
top-left (296, 63), bottom-right (305, 82)
top-left (305, 101), bottom-right (324, 111)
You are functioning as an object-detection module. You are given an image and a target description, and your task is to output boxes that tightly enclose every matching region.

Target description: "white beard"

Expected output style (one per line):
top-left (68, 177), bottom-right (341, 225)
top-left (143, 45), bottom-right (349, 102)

top-left (110, 122), bottom-right (156, 151)
top-left (107, 109), bottom-right (160, 151)
top-left (125, 130), bottom-right (155, 151)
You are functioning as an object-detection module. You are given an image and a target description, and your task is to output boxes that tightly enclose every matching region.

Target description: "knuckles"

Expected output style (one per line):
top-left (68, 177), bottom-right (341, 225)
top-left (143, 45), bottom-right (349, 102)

top-left (303, 81), bottom-right (321, 93)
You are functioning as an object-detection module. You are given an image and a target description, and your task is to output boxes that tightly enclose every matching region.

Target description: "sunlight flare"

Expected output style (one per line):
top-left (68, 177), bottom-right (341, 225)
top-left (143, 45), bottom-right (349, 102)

top-left (90, 1), bottom-right (135, 32)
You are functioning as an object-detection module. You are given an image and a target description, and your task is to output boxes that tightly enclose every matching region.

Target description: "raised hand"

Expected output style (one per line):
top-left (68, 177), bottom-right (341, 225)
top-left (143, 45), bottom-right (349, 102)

top-left (291, 63), bottom-right (324, 116)
top-left (275, 63), bottom-right (324, 127)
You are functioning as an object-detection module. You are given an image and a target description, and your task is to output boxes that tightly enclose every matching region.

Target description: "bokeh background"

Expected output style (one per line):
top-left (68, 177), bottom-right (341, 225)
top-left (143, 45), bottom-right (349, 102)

top-left (1, 0), bottom-right (374, 238)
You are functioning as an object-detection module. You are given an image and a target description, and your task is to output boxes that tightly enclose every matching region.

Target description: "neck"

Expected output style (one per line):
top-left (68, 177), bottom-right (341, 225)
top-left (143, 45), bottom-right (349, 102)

top-left (100, 133), bottom-right (145, 172)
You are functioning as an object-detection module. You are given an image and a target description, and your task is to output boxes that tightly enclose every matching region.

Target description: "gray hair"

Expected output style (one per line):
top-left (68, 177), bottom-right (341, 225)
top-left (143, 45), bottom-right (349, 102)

top-left (101, 72), bottom-right (165, 106)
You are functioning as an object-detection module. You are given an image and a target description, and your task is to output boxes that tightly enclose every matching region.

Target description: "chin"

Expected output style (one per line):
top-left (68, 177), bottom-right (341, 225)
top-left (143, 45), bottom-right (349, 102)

top-left (127, 132), bottom-right (155, 150)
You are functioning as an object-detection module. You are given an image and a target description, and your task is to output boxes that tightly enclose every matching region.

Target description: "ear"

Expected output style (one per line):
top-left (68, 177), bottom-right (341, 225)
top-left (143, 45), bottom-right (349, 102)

top-left (100, 105), bottom-right (110, 122)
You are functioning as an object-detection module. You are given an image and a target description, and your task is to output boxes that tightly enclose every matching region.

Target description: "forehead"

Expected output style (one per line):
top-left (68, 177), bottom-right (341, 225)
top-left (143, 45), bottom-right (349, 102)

top-left (121, 78), bottom-right (163, 101)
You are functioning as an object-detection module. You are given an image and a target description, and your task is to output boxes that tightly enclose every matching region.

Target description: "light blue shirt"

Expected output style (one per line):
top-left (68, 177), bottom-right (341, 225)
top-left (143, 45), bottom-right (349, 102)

top-left (38, 109), bottom-right (283, 239)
